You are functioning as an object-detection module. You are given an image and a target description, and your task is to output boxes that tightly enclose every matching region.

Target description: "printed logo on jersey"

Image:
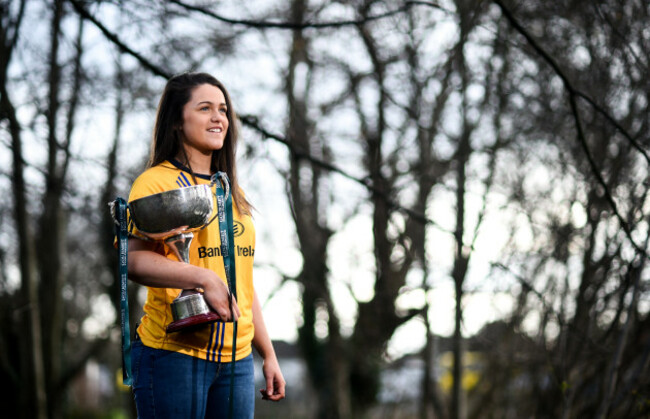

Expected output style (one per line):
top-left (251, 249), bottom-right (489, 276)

top-left (176, 172), bottom-right (192, 188)
top-left (233, 220), bottom-right (244, 237)
top-left (198, 245), bottom-right (254, 258)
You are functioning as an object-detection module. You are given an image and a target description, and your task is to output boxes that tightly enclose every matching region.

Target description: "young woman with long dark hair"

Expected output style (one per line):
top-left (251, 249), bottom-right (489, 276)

top-left (126, 72), bottom-right (285, 418)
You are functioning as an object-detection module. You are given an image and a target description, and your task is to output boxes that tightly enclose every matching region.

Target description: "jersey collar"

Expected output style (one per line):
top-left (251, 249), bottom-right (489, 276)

top-left (168, 158), bottom-right (213, 181)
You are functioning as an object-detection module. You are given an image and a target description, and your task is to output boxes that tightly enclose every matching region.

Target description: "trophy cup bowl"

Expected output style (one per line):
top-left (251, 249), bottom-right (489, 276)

top-left (129, 185), bottom-right (213, 236)
top-left (129, 185), bottom-right (221, 333)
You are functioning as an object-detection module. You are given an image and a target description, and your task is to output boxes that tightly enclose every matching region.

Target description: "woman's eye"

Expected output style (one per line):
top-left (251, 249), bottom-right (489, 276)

top-left (200, 106), bottom-right (210, 111)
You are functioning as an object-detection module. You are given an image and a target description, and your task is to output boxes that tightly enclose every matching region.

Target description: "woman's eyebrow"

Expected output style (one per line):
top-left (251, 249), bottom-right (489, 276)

top-left (196, 100), bottom-right (227, 107)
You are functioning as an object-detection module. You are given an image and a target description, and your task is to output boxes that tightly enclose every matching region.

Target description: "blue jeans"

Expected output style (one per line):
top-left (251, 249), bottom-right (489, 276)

top-left (131, 338), bottom-right (254, 418)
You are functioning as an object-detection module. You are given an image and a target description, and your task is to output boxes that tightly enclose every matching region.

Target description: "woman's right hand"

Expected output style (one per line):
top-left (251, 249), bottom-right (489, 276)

top-left (198, 267), bottom-right (241, 321)
top-left (128, 238), bottom-right (241, 321)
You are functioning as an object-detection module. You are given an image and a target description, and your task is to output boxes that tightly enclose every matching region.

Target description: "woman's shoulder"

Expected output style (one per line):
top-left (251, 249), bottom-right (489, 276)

top-left (136, 161), bottom-right (180, 179)
top-left (129, 161), bottom-right (182, 201)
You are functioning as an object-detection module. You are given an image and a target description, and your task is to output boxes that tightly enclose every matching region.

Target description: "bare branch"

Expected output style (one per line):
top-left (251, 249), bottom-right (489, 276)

top-left (168, 0), bottom-right (449, 30)
top-left (493, 0), bottom-right (650, 260)
top-left (68, 0), bottom-right (171, 79)
top-left (240, 114), bottom-right (448, 232)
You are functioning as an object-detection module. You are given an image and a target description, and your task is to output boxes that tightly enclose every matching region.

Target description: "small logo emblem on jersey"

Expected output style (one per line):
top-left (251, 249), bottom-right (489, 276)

top-left (233, 221), bottom-right (244, 237)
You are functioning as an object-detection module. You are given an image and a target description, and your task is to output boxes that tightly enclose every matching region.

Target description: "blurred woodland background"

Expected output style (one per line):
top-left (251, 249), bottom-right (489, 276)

top-left (1, 0), bottom-right (649, 418)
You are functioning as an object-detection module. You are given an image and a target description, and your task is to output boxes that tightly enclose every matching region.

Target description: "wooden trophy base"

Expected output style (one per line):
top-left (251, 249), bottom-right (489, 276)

top-left (166, 312), bottom-right (221, 333)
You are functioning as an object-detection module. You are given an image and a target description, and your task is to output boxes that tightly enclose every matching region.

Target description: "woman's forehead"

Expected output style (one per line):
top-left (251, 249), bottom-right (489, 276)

top-left (188, 84), bottom-right (226, 105)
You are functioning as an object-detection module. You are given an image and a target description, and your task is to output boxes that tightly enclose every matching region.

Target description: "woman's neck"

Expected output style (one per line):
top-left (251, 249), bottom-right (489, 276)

top-left (178, 150), bottom-right (212, 175)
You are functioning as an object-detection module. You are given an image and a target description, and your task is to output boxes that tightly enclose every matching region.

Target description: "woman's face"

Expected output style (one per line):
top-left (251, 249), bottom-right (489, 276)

top-left (179, 83), bottom-right (229, 162)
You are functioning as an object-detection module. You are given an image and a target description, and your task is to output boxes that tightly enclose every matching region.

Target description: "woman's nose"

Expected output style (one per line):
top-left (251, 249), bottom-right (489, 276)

top-left (213, 109), bottom-right (227, 122)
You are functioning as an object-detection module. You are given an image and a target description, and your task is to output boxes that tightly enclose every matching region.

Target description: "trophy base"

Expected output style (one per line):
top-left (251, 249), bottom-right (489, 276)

top-left (167, 291), bottom-right (221, 333)
top-left (167, 312), bottom-right (221, 333)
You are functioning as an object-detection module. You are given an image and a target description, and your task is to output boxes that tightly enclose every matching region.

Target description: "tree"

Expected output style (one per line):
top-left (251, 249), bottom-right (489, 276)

top-left (471, 0), bottom-right (650, 417)
top-left (280, 0), bottom-right (346, 417)
top-left (0, 1), bottom-right (47, 417)
top-left (4, 1), bottom-right (649, 417)
top-left (1, 1), bottom-right (148, 417)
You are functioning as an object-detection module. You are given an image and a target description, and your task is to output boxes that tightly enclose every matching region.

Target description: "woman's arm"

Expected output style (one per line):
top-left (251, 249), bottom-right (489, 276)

top-left (252, 291), bottom-right (286, 401)
top-left (128, 237), bottom-right (240, 321)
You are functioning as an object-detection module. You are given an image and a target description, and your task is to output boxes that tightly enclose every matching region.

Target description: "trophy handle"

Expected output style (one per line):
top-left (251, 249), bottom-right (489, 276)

top-left (108, 200), bottom-right (158, 242)
top-left (201, 171), bottom-right (231, 230)
top-left (211, 171), bottom-right (230, 201)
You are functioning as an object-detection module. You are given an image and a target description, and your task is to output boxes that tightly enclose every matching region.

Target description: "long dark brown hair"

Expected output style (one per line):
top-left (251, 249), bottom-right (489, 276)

top-left (148, 72), bottom-right (252, 214)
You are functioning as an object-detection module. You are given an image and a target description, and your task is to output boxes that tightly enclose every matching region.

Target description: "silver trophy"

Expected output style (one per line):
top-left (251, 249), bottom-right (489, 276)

top-left (128, 183), bottom-right (226, 333)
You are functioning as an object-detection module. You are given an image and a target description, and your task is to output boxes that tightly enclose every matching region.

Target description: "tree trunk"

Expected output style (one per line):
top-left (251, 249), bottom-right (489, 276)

top-left (0, 2), bottom-right (46, 417)
top-left (38, 2), bottom-right (73, 417)
top-left (283, 1), bottom-right (342, 417)
top-left (4, 78), bottom-right (48, 419)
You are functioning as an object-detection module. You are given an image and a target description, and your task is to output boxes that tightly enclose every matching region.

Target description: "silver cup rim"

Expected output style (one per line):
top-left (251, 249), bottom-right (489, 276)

top-left (128, 184), bottom-right (210, 205)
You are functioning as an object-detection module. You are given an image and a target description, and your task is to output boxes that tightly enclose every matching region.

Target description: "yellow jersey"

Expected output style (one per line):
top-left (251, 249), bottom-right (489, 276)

top-left (128, 160), bottom-right (254, 363)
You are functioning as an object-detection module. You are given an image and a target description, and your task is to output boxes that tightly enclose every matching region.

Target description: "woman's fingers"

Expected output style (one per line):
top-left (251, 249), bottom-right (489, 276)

top-left (203, 275), bottom-right (240, 321)
top-left (215, 296), bottom-right (240, 321)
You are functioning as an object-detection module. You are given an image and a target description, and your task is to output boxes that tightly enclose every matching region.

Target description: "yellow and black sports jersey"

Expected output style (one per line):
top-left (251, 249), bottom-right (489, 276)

top-left (128, 160), bottom-right (254, 363)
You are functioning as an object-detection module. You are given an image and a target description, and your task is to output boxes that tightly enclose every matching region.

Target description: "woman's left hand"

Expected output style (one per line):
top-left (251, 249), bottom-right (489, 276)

top-left (260, 356), bottom-right (286, 402)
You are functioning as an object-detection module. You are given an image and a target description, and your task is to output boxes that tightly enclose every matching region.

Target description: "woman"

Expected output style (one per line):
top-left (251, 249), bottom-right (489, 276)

top-left (127, 72), bottom-right (285, 418)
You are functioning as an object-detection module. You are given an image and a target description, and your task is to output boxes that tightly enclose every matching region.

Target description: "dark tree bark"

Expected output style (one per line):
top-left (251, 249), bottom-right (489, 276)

top-left (282, 1), bottom-right (346, 417)
top-left (37, 3), bottom-right (86, 417)
top-left (0, 1), bottom-right (47, 418)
